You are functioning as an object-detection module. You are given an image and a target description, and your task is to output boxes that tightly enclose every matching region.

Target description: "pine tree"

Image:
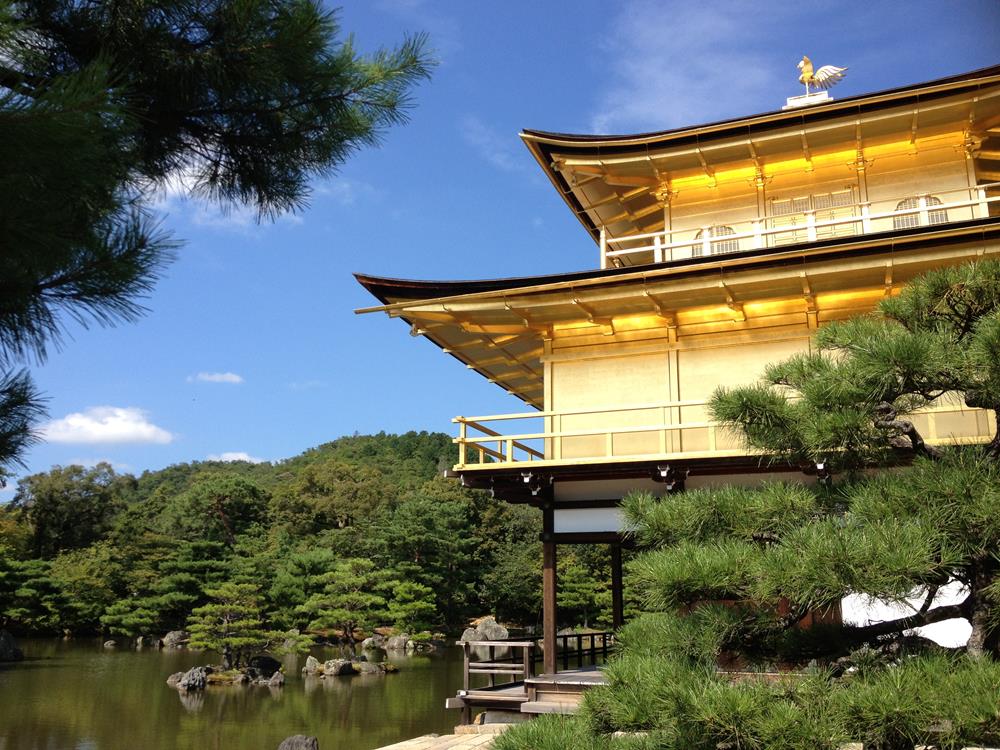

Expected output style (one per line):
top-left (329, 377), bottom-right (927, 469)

top-left (387, 581), bottom-right (436, 633)
top-left (0, 0), bottom-right (433, 471)
top-left (499, 261), bottom-right (1000, 750)
top-left (187, 582), bottom-right (276, 670)
top-left (298, 558), bottom-right (386, 647)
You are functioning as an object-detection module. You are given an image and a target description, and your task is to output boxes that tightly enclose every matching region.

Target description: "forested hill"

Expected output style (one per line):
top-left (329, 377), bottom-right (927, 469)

top-left (0, 432), bottom-right (615, 640)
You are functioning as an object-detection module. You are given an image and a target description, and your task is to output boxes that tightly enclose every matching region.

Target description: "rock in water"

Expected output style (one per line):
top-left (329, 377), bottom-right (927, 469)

top-left (166, 671), bottom-right (185, 687)
top-left (268, 671), bottom-right (285, 687)
top-left (162, 630), bottom-right (190, 649)
top-left (249, 654), bottom-right (282, 676)
top-left (302, 655), bottom-right (321, 674)
top-left (103, 640), bottom-right (117, 649)
top-left (361, 634), bottom-right (386, 650)
top-left (355, 660), bottom-right (380, 674)
top-left (385, 634), bottom-right (410, 651)
top-left (177, 666), bottom-right (209, 691)
top-left (322, 659), bottom-right (356, 676)
top-left (277, 736), bottom-right (319, 750)
top-left (0, 631), bottom-right (24, 662)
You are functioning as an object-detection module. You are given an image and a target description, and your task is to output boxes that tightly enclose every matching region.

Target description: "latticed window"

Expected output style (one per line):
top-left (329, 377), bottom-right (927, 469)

top-left (893, 196), bottom-right (947, 230)
top-left (693, 225), bottom-right (739, 256)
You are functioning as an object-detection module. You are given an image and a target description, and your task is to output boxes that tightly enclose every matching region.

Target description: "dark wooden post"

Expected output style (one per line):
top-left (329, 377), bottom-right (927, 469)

top-left (611, 543), bottom-right (624, 629)
top-left (543, 540), bottom-right (557, 675)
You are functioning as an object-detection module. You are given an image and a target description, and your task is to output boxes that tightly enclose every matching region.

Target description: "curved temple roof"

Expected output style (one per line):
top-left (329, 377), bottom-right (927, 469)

top-left (355, 64), bottom-right (1000, 406)
top-left (521, 64), bottom-right (1000, 247)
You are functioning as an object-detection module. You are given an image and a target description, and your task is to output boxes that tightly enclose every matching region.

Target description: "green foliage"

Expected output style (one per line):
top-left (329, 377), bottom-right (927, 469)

top-left (12, 462), bottom-right (132, 558)
top-left (298, 558), bottom-right (387, 640)
top-left (0, 556), bottom-right (68, 632)
top-left (494, 714), bottom-right (641, 750)
top-left (0, 1), bottom-right (433, 471)
top-left (187, 582), bottom-right (276, 669)
top-left (160, 475), bottom-right (269, 546)
top-left (387, 582), bottom-right (436, 633)
top-left (0, 431), bottom-right (608, 641)
top-left (711, 259), bottom-right (1000, 472)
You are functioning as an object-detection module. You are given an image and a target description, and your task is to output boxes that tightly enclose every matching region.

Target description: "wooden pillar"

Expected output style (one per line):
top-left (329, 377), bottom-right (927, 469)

top-left (542, 540), bottom-right (558, 675)
top-left (611, 543), bottom-right (624, 629)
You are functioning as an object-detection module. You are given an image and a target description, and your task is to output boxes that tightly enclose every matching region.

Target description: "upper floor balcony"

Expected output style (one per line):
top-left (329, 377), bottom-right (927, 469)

top-left (597, 181), bottom-right (999, 270)
top-left (453, 398), bottom-right (997, 474)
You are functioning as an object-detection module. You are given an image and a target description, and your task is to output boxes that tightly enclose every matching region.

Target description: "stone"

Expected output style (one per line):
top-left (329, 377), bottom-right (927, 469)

top-left (385, 634), bottom-right (410, 650)
top-left (361, 634), bottom-right (386, 650)
top-left (302, 655), bottom-right (321, 674)
top-left (249, 654), bottom-right (282, 676)
top-left (460, 616), bottom-right (509, 644)
top-left (135, 636), bottom-right (145, 649)
top-left (268, 670), bottom-right (285, 687)
top-left (166, 671), bottom-right (185, 687)
top-left (103, 639), bottom-right (117, 649)
top-left (0, 631), bottom-right (24, 661)
top-left (476, 616), bottom-right (508, 641)
top-left (177, 666), bottom-right (209, 691)
top-left (322, 659), bottom-right (356, 676)
top-left (354, 660), bottom-right (381, 674)
top-left (459, 627), bottom-right (479, 642)
top-left (277, 736), bottom-right (319, 750)
top-left (233, 673), bottom-right (250, 685)
top-left (162, 630), bottom-right (190, 649)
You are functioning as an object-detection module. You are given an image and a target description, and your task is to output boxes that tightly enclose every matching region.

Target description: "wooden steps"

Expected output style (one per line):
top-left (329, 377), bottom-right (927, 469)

top-left (520, 700), bottom-right (581, 715)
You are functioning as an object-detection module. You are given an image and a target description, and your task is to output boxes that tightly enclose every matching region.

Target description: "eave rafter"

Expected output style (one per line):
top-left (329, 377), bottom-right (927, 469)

top-left (800, 272), bottom-right (818, 329)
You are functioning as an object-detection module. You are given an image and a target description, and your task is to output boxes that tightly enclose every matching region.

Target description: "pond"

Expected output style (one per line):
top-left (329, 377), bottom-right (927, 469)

top-left (0, 639), bottom-right (463, 750)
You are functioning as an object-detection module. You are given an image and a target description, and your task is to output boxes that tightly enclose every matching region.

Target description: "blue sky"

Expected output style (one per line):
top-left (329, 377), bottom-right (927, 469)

top-left (8, 0), bottom-right (999, 492)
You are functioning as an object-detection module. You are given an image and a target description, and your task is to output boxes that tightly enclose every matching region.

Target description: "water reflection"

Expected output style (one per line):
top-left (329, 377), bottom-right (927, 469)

top-left (0, 639), bottom-right (463, 750)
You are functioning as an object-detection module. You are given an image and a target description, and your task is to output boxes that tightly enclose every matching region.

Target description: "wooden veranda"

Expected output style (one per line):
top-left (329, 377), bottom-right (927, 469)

top-left (447, 633), bottom-right (613, 724)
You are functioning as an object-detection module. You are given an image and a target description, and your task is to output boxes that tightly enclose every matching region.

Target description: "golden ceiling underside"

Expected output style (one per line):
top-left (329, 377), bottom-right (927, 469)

top-left (363, 230), bottom-right (1000, 408)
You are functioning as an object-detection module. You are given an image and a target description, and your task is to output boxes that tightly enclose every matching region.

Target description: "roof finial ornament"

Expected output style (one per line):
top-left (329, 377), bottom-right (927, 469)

top-left (797, 55), bottom-right (847, 95)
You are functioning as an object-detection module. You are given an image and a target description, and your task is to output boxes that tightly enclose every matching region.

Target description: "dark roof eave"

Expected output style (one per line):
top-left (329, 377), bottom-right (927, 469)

top-left (354, 216), bottom-right (1000, 305)
top-left (520, 63), bottom-right (1000, 147)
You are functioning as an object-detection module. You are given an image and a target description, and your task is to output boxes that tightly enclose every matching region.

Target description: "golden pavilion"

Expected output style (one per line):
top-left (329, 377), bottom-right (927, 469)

top-left (357, 63), bottom-right (1000, 720)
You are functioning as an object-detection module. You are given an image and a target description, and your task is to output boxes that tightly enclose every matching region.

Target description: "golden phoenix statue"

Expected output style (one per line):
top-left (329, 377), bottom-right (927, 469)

top-left (798, 56), bottom-right (847, 95)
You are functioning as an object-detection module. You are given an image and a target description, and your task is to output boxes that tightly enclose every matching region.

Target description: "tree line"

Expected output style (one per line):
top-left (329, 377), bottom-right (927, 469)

top-left (0, 431), bottom-right (617, 643)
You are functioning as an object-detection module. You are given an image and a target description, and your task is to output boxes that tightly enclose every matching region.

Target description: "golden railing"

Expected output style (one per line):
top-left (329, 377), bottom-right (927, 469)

top-left (454, 399), bottom-right (997, 469)
top-left (599, 182), bottom-right (1000, 268)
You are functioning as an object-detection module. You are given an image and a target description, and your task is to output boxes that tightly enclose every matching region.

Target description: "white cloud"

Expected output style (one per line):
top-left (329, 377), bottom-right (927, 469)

top-left (589, 0), bottom-right (784, 134)
top-left (41, 407), bottom-right (174, 445)
top-left (150, 166), bottom-right (304, 234)
top-left (206, 451), bottom-right (265, 464)
top-left (288, 379), bottom-right (326, 391)
top-left (376, 0), bottom-right (462, 61)
top-left (315, 178), bottom-right (378, 207)
top-left (459, 115), bottom-right (526, 172)
top-left (187, 372), bottom-right (244, 384)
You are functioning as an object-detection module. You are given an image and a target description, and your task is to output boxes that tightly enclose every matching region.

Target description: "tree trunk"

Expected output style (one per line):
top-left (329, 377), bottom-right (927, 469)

top-left (222, 644), bottom-right (233, 670)
top-left (966, 560), bottom-right (998, 658)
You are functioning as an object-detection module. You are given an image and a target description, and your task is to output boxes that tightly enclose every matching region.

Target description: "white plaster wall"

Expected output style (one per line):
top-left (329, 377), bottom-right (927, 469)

top-left (553, 507), bottom-right (627, 534)
top-left (841, 580), bottom-right (970, 648)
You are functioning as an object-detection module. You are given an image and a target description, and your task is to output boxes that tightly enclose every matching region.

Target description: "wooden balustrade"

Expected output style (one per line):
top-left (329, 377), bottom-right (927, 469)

top-left (453, 400), bottom-right (997, 470)
top-left (458, 632), bottom-right (614, 694)
top-left (600, 183), bottom-right (998, 266)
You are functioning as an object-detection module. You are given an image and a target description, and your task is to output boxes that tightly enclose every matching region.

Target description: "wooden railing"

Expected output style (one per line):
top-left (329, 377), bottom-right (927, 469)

top-left (454, 399), bottom-right (997, 469)
top-left (599, 182), bottom-right (999, 268)
top-left (458, 632), bottom-right (614, 693)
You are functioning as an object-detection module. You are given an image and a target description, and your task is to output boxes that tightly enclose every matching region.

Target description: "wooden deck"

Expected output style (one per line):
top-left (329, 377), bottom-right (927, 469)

top-left (374, 734), bottom-right (497, 750)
